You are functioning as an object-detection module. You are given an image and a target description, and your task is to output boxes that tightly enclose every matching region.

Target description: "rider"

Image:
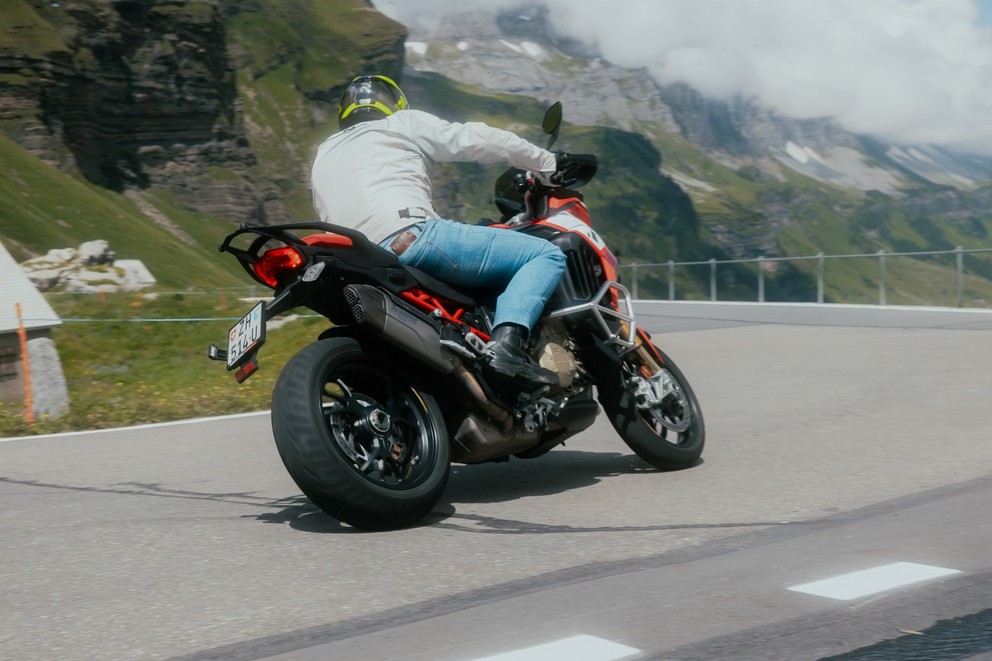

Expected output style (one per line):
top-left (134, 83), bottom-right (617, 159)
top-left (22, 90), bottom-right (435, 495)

top-left (311, 74), bottom-right (566, 390)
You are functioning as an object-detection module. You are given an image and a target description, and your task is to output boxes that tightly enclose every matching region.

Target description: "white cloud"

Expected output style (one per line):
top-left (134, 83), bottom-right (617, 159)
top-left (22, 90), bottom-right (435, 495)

top-left (373, 0), bottom-right (992, 154)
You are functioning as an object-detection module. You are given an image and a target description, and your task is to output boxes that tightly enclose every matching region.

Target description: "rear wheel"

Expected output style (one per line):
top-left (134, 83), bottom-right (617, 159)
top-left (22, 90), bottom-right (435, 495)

top-left (271, 338), bottom-right (449, 530)
top-left (597, 345), bottom-right (704, 470)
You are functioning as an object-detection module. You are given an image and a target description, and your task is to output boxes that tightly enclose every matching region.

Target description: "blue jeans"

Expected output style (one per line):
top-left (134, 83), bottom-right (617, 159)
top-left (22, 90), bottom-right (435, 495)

top-left (385, 219), bottom-right (566, 330)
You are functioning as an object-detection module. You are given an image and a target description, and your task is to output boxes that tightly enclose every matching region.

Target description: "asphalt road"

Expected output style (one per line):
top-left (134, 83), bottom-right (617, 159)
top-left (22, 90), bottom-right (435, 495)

top-left (2, 302), bottom-right (991, 660)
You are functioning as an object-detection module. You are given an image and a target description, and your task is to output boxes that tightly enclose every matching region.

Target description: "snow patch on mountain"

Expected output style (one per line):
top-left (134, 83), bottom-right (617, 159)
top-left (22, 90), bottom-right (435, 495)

top-left (666, 170), bottom-right (717, 193)
top-left (497, 40), bottom-right (546, 58)
top-left (785, 141), bottom-right (809, 164)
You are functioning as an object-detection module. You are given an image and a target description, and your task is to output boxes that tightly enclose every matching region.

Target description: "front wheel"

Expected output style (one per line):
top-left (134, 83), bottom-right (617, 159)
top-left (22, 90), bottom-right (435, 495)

top-left (271, 337), bottom-right (450, 530)
top-left (597, 344), bottom-right (704, 470)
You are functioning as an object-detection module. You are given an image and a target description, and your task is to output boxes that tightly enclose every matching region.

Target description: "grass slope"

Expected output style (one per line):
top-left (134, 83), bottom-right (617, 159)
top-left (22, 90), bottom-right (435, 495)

top-left (0, 292), bottom-right (328, 436)
top-left (224, 0), bottom-right (406, 218)
top-left (0, 134), bottom-right (245, 288)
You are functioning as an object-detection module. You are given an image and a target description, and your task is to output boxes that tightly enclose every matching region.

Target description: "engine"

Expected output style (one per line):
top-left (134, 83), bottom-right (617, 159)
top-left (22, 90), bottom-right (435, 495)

top-left (533, 318), bottom-right (580, 388)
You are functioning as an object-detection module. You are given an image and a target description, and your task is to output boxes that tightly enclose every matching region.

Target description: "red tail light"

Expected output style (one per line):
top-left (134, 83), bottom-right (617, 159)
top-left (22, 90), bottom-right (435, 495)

top-left (253, 246), bottom-right (304, 287)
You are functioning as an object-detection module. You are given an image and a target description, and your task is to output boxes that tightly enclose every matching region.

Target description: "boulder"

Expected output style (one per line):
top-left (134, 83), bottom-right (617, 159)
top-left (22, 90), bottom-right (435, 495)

top-left (20, 241), bottom-right (155, 293)
top-left (27, 337), bottom-right (70, 419)
top-left (115, 259), bottom-right (157, 291)
top-left (78, 240), bottom-right (115, 266)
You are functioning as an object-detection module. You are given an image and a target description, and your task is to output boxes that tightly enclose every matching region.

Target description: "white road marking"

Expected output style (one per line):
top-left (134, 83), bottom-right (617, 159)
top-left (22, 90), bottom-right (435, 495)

top-left (788, 562), bottom-right (962, 600)
top-left (0, 410), bottom-right (270, 443)
top-left (471, 634), bottom-right (640, 661)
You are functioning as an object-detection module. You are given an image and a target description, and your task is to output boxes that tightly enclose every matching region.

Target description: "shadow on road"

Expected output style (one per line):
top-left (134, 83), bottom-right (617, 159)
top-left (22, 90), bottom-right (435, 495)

top-left (249, 450), bottom-right (653, 534)
top-left (442, 449), bottom-right (658, 504)
top-left (251, 451), bottom-right (731, 535)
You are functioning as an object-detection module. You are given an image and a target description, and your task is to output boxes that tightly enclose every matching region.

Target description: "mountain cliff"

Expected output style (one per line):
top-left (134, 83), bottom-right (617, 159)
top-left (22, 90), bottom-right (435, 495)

top-left (0, 0), bottom-right (274, 221)
top-left (0, 0), bottom-right (405, 226)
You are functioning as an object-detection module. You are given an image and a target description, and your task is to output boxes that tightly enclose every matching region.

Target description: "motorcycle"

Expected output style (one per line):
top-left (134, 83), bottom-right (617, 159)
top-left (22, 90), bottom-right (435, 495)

top-left (208, 102), bottom-right (704, 530)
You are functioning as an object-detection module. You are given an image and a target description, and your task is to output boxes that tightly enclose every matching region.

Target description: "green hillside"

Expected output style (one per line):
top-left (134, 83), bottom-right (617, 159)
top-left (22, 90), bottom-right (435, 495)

top-left (222, 0), bottom-right (407, 218)
top-left (0, 135), bottom-right (246, 288)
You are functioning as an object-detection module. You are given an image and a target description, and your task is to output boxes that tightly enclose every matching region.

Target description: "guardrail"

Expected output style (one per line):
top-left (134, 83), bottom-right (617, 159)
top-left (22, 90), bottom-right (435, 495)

top-left (28, 247), bottom-right (992, 310)
top-left (620, 247), bottom-right (992, 307)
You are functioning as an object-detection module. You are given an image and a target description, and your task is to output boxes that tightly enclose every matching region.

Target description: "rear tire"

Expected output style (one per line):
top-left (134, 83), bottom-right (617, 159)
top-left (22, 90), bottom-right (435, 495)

top-left (271, 338), bottom-right (449, 530)
top-left (597, 345), bottom-right (704, 470)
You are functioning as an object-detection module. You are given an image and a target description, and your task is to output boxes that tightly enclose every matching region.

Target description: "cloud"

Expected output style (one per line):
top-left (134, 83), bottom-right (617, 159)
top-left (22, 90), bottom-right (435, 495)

top-left (373, 0), bottom-right (992, 154)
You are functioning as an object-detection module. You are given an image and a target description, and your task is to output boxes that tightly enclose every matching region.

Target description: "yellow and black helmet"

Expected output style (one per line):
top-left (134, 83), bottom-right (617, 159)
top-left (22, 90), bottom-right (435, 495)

top-left (337, 74), bottom-right (409, 129)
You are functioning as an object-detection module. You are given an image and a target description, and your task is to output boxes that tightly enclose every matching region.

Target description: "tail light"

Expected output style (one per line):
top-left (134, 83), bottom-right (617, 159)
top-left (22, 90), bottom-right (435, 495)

top-left (253, 246), bottom-right (304, 287)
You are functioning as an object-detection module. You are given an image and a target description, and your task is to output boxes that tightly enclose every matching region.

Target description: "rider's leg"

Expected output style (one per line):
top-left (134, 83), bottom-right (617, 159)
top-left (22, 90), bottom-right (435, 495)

top-left (397, 219), bottom-right (566, 326)
top-left (484, 322), bottom-right (558, 387)
top-left (397, 219), bottom-right (566, 387)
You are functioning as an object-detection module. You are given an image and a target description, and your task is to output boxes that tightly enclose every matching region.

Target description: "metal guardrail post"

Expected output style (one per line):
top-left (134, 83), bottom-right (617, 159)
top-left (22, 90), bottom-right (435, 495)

top-left (877, 250), bottom-right (886, 305)
top-left (817, 253), bottom-right (824, 303)
top-left (615, 247), bottom-right (990, 307)
top-left (757, 256), bottom-right (765, 303)
top-left (955, 246), bottom-right (964, 308)
top-left (631, 263), bottom-right (639, 299)
top-left (709, 258), bottom-right (717, 301)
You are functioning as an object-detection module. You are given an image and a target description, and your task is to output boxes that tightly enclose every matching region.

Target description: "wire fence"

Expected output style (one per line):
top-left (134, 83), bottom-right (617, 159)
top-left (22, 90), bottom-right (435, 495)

top-left (20, 287), bottom-right (271, 324)
top-left (619, 246), bottom-right (992, 308)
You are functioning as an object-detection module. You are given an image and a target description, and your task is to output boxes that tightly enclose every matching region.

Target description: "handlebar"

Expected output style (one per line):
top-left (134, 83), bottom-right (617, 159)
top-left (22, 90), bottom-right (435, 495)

top-left (550, 152), bottom-right (599, 188)
top-left (493, 152), bottom-right (599, 223)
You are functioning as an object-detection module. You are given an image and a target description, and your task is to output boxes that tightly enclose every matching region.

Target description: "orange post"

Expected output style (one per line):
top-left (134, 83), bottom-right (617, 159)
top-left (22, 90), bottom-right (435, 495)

top-left (16, 303), bottom-right (34, 425)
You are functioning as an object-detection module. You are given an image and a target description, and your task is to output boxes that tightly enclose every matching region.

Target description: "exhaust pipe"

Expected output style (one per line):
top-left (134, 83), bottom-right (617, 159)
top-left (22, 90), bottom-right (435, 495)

top-left (344, 284), bottom-right (460, 374)
top-left (344, 284), bottom-right (514, 430)
top-left (452, 365), bottom-right (513, 432)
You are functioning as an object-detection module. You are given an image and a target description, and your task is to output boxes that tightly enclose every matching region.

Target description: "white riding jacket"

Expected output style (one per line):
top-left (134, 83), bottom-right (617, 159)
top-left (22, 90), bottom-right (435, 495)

top-left (310, 109), bottom-right (557, 244)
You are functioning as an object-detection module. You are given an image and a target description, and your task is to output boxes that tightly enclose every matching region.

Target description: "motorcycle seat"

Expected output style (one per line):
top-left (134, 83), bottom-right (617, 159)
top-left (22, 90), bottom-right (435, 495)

top-left (306, 225), bottom-right (478, 308)
top-left (402, 264), bottom-right (477, 308)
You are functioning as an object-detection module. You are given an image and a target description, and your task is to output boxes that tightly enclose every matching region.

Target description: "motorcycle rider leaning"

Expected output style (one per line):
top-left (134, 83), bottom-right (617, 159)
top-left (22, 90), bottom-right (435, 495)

top-left (311, 74), bottom-right (566, 391)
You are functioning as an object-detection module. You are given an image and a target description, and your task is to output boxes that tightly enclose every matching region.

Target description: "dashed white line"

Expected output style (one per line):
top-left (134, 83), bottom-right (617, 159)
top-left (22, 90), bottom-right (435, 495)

top-left (470, 634), bottom-right (640, 661)
top-left (788, 562), bottom-right (962, 600)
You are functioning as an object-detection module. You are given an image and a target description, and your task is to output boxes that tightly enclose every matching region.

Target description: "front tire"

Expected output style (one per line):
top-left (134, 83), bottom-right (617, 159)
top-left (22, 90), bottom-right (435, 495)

top-left (271, 338), bottom-right (450, 530)
top-left (597, 345), bottom-right (704, 470)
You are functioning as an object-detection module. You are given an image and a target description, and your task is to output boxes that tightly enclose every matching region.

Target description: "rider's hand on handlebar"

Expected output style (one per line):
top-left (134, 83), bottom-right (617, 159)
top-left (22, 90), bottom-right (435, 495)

top-left (534, 151), bottom-right (571, 187)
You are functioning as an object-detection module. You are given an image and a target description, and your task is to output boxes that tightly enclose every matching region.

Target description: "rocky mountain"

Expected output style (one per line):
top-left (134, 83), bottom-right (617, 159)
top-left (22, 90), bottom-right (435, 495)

top-left (397, 5), bottom-right (992, 276)
top-left (407, 5), bottom-right (992, 195)
top-left (1, 0), bottom-right (990, 303)
top-left (0, 0), bottom-right (281, 221)
top-left (0, 0), bottom-right (406, 226)
top-left (0, 0), bottom-right (406, 289)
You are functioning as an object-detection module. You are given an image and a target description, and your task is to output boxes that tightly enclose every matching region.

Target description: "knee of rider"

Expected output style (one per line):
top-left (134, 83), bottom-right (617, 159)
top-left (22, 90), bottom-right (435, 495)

top-left (545, 244), bottom-right (567, 272)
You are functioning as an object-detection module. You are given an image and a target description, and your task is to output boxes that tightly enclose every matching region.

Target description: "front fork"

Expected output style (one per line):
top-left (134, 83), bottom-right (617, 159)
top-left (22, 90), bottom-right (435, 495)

top-left (620, 332), bottom-right (691, 433)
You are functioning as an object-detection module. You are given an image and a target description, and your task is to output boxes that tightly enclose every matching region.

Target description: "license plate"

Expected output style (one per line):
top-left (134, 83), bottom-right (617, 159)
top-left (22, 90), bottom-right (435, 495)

top-left (227, 301), bottom-right (266, 369)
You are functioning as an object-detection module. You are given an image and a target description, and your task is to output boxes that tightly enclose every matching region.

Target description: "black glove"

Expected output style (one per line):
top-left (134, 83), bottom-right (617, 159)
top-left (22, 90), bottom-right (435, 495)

top-left (552, 151), bottom-right (571, 185)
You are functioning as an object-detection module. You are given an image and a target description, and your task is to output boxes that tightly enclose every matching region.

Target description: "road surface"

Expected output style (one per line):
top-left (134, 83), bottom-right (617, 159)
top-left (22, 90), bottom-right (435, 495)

top-left (2, 302), bottom-right (991, 660)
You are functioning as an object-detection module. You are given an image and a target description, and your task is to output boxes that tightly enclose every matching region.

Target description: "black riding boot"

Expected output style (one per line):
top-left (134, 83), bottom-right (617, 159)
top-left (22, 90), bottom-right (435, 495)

top-left (484, 323), bottom-right (559, 388)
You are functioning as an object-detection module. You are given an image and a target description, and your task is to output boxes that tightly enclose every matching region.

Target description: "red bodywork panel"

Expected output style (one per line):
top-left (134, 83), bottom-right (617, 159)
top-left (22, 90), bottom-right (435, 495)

top-left (303, 233), bottom-right (354, 248)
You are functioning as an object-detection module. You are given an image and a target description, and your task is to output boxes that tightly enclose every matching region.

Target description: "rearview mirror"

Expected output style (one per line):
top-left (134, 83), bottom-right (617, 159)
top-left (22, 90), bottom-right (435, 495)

top-left (543, 102), bottom-right (562, 149)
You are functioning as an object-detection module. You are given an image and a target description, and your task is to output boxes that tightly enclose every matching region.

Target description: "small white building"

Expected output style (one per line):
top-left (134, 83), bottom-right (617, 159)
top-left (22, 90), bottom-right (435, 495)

top-left (0, 241), bottom-right (69, 419)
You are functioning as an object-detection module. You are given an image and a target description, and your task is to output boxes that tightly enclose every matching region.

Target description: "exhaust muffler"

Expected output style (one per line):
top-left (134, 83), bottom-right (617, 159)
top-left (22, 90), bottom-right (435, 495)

top-left (343, 284), bottom-right (460, 374)
top-left (344, 283), bottom-right (515, 436)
